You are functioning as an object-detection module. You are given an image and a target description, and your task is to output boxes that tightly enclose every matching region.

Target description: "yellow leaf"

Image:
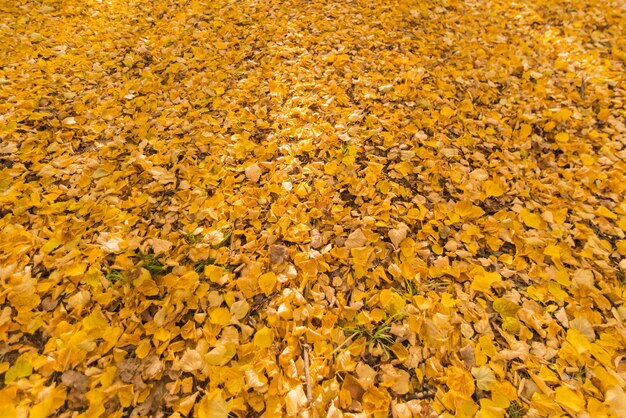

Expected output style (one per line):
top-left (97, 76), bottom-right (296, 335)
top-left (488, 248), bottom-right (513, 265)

top-left (350, 246), bottom-right (374, 267)
top-left (41, 238), bottom-right (62, 254)
top-left (285, 384), bottom-right (307, 416)
top-left (493, 298), bottom-right (520, 317)
top-left (555, 386), bottom-right (585, 413)
top-left (440, 106), bottom-right (455, 118)
top-left (390, 343), bottom-right (408, 362)
top-left (530, 393), bottom-right (562, 416)
top-left (29, 385), bottom-right (66, 418)
top-left (362, 386), bottom-right (391, 415)
top-left (388, 227), bottom-right (407, 247)
top-left (178, 349), bottom-right (203, 372)
top-left (253, 327), bottom-right (273, 348)
top-left (548, 281), bottom-right (568, 302)
top-left (205, 342), bottom-right (237, 366)
top-left (392, 161), bottom-right (413, 177)
top-left (65, 262), bottom-right (87, 276)
top-left (150, 238), bottom-right (172, 254)
top-left (209, 307), bottom-right (231, 326)
top-left (176, 271), bottom-right (199, 289)
top-left (205, 265), bottom-right (227, 285)
top-left (298, 259), bottom-right (318, 278)
top-left (479, 398), bottom-right (506, 418)
top-left (597, 108), bottom-right (611, 120)
top-left (521, 209), bottom-right (542, 229)
top-left (4, 354), bottom-right (33, 384)
top-left (553, 108), bottom-right (572, 121)
top-left (519, 124), bottom-right (532, 138)
top-left (197, 389), bottom-right (230, 418)
top-left (553, 208), bottom-right (568, 224)
top-left (589, 343), bottom-right (612, 367)
top-left (596, 205), bottom-right (618, 220)
top-left (258, 272), bottom-right (276, 296)
top-left (0, 403), bottom-right (15, 418)
top-left (447, 366), bottom-right (475, 397)
top-left (471, 271), bottom-right (501, 293)
top-left (379, 289), bottom-right (405, 315)
top-left (484, 180), bottom-right (505, 197)
top-left (136, 339), bottom-right (152, 359)
top-left (543, 244), bottom-right (560, 258)
top-left (478, 336), bottom-right (497, 358)
top-left (178, 393), bottom-right (199, 416)
top-left (83, 307), bottom-right (108, 331)
top-left (472, 365), bottom-right (497, 391)
top-left (502, 317), bottom-right (521, 334)
top-left (455, 200), bottom-right (485, 219)
top-left (555, 132), bottom-right (569, 143)
top-left (230, 300), bottom-right (249, 319)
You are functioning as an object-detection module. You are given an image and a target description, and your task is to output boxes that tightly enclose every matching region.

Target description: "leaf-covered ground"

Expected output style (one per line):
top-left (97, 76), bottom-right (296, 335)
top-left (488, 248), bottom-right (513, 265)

top-left (1, 0), bottom-right (626, 416)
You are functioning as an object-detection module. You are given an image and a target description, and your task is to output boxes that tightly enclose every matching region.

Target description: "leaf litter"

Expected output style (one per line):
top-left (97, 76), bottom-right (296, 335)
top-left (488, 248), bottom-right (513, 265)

top-left (0, 0), bottom-right (625, 417)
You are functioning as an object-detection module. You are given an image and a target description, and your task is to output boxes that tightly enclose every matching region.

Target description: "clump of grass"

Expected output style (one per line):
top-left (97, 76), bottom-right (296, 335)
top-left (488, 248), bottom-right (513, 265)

top-left (425, 280), bottom-right (448, 291)
top-left (506, 402), bottom-right (526, 418)
top-left (369, 324), bottom-right (394, 347)
top-left (186, 233), bottom-right (201, 245)
top-left (194, 258), bottom-right (216, 273)
top-left (404, 279), bottom-right (418, 296)
top-left (105, 270), bottom-right (126, 284)
top-left (140, 254), bottom-right (170, 276)
top-left (334, 311), bottom-right (407, 358)
top-left (570, 367), bottom-right (586, 380)
top-left (341, 323), bottom-right (394, 352)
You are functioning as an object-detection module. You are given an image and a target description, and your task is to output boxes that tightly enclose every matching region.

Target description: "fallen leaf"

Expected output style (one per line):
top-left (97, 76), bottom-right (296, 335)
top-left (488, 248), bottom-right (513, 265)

top-left (245, 163), bottom-right (262, 182)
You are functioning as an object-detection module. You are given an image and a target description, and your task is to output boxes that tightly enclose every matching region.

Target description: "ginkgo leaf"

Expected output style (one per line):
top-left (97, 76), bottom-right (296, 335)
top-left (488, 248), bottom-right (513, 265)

top-left (178, 349), bottom-right (203, 372)
top-left (388, 227), bottom-right (407, 247)
top-left (596, 206), bottom-right (618, 220)
top-left (285, 385), bottom-right (307, 416)
top-left (555, 132), bottom-right (569, 143)
top-left (258, 272), bottom-right (276, 295)
top-left (446, 367), bottom-right (475, 397)
top-left (4, 354), bottom-right (33, 384)
top-left (493, 298), bottom-right (520, 318)
top-left (209, 308), bottom-right (231, 326)
top-left (484, 180), bottom-right (505, 197)
top-left (502, 317), bottom-right (521, 334)
top-left (197, 390), bottom-right (230, 418)
top-left (350, 246), bottom-right (374, 267)
top-left (245, 164), bottom-right (262, 182)
top-left (379, 288), bottom-right (406, 315)
top-left (440, 106), bottom-right (455, 118)
top-left (555, 386), bottom-right (585, 413)
top-left (345, 228), bottom-right (368, 248)
top-left (471, 365), bottom-right (497, 391)
top-left (543, 244), bottom-right (560, 258)
top-left (471, 272), bottom-right (502, 292)
top-left (519, 124), bottom-right (532, 138)
top-left (521, 209), bottom-right (542, 229)
top-left (253, 327), bottom-right (273, 348)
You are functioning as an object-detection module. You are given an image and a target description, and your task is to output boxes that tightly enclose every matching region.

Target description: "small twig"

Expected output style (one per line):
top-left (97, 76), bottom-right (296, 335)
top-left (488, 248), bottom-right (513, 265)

top-left (303, 343), bottom-right (313, 405)
top-left (579, 73), bottom-right (588, 100)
